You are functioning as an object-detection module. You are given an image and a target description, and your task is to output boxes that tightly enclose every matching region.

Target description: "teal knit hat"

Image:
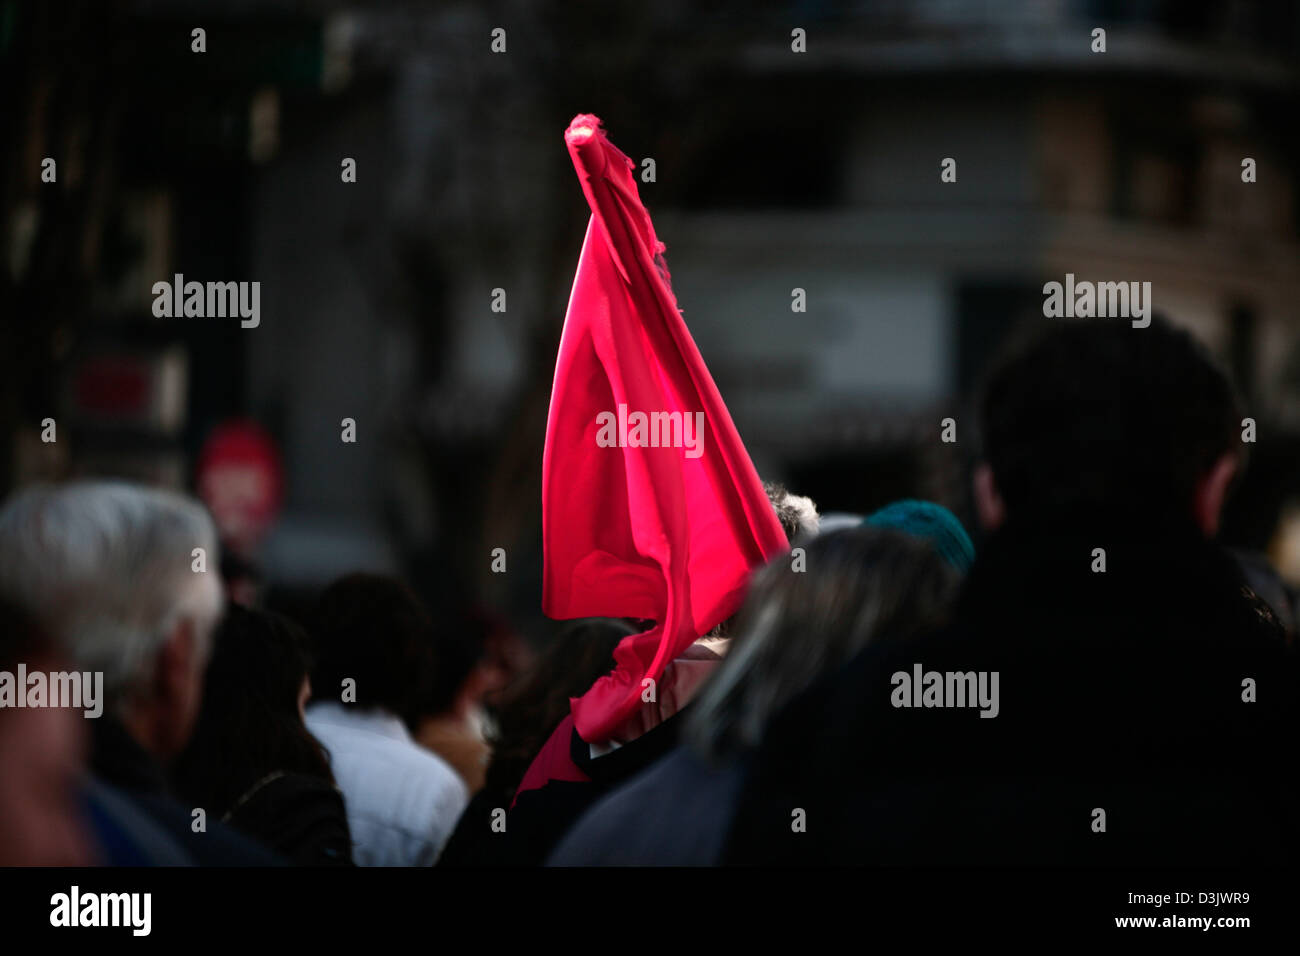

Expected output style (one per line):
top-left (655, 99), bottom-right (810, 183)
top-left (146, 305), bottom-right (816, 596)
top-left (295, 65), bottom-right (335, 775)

top-left (864, 499), bottom-right (975, 573)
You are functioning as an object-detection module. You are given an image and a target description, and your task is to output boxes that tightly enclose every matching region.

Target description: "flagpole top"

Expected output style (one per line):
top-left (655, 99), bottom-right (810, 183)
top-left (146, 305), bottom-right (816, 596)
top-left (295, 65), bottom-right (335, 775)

top-left (566, 113), bottom-right (603, 146)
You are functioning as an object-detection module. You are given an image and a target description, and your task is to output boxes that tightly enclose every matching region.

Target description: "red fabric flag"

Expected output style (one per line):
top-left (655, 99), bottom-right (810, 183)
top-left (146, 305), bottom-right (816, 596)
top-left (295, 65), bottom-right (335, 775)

top-left (541, 114), bottom-right (788, 748)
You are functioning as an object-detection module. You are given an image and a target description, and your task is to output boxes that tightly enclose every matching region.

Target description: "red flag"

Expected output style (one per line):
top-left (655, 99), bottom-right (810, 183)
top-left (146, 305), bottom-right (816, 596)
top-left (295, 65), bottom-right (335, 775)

top-left (543, 114), bottom-right (788, 746)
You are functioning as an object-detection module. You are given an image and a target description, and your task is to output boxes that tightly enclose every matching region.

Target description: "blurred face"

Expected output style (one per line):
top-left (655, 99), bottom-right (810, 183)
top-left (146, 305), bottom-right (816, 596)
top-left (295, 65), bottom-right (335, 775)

top-left (175, 614), bottom-right (219, 752)
top-left (298, 675), bottom-right (311, 721)
top-left (152, 579), bottom-right (224, 759)
top-left (0, 680), bottom-right (95, 865)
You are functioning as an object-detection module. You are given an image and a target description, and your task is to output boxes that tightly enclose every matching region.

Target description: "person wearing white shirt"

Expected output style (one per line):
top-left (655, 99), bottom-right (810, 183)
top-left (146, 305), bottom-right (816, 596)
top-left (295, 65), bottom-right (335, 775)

top-left (306, 700), bottom-right (467, 866)
top-left (304, 573), bottom-right (472, 866)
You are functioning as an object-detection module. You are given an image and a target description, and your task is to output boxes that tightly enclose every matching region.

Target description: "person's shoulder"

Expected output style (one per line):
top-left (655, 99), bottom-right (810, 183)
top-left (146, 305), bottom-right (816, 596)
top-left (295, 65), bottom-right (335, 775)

top-left (356, 736), bottom-right (468, 816)
top-left (125, 788), bottom-right (286, 866)
top-left (303, 702), bottom-right (358, 736)
top-left (83, 778), bottom-right (195, 866)
top-left (238, 771), bottom-right (346, 813)
top-left (403, 742), bottom-right (470, 803)
top-left (227, 773), bottom-right (354, 866)
top-left (550, 748), bottom-right (741, 865)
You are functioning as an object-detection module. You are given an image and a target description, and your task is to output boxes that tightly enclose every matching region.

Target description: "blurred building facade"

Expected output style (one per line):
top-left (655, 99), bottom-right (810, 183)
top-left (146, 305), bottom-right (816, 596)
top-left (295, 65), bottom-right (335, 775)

top-left (4, 0), bottom-right (1298, 634)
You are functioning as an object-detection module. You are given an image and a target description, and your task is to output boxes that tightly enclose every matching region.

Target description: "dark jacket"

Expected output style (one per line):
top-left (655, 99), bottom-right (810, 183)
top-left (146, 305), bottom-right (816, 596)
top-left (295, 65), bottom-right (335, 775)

top-left (83, 777), bottom-right (194, 866)
top-left (222, 772), bottom-right (353, 866)
top-left (439, 708), bottom-right (686, 866)
top-left (724, 508), bottom-right (1298, 865)
top-left (90, 717), bottom-right (283, 866)
top-left (547, 745), bottom-right (747, 866)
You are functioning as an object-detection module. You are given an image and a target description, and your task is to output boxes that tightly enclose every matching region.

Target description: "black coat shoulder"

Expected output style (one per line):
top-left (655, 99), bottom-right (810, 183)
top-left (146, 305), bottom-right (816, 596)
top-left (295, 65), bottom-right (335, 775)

top-left (225, 772), bottom-right (354, 866)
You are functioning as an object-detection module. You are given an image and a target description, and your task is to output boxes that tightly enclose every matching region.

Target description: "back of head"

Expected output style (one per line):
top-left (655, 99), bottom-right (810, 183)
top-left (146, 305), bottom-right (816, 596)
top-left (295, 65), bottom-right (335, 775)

top-left (865, 499), bottom-right (975, 573)
top-left (979, 317), bottom-right (1241, 521)
top-left (0, 481), bottom-right (223, 712)
top-left (688, 526), bottom-right (961, 761)
top-left (309, 572), bottom-right (438, 729)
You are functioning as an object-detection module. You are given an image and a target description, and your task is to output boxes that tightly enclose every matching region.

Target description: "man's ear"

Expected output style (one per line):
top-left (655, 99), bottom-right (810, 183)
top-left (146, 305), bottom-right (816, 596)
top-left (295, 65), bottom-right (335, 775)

top-left (1194, 453), bottom-right (1239, 537)
top-left (973, 463), bottom-right (1006, 532)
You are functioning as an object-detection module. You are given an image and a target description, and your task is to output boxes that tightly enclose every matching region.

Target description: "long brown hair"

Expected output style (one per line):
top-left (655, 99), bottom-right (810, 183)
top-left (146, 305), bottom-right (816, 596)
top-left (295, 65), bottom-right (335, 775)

top-left (687, 527), bottom-right (960, 761)
top-left (174, 603), bottom-right (334, 816)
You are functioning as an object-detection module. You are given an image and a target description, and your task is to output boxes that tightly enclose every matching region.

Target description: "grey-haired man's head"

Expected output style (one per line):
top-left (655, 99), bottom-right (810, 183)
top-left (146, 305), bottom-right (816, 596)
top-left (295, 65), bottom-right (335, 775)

top-left (0, 481), bottom-right (224, 758)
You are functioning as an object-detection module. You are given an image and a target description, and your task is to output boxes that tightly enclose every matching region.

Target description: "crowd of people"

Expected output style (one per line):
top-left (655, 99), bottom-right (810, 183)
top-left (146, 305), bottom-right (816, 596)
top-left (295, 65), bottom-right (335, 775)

top-left (0, 317), bottom-right (1296, 866)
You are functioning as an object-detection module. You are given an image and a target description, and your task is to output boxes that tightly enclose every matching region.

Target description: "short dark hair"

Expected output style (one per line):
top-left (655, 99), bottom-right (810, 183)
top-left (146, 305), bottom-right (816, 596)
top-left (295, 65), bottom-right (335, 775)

top-left (978, 317), bottom-right (1242, 518)
top-left (309, 573), bottom-right (439, 728)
